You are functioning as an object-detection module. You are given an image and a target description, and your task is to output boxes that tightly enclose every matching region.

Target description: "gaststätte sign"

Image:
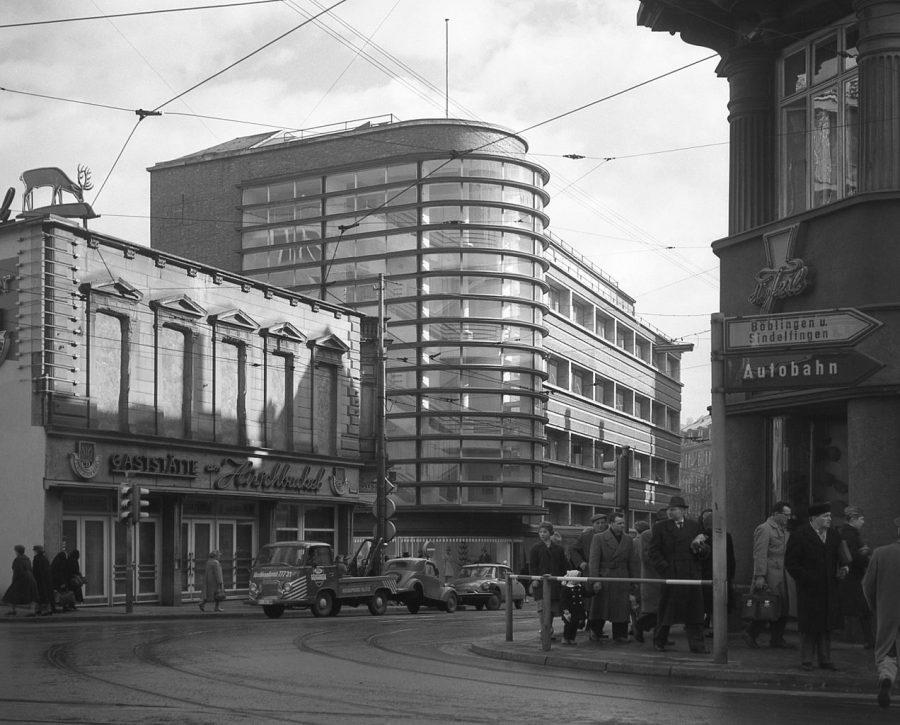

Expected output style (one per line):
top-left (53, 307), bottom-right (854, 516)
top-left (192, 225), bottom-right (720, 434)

top-left (725, 308), bottom-right (881, 352)
top-left (724, 350), bottom-right (883, 392)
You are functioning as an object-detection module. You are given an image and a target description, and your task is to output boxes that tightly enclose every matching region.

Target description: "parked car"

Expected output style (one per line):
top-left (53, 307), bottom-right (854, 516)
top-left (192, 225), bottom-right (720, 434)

top-left (383, 557), bottom-right (458, 614)
top-left (449, 563), bottom-right (527, 610)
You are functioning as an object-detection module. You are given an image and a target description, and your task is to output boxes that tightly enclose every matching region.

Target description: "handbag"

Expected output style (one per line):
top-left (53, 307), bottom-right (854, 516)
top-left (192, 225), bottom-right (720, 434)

top-left (741, 590), bottom-right (782, 621)
top-left (214, 590), bottom-right (227, 603)
top-left (70, 574), bottom-right (86, 588)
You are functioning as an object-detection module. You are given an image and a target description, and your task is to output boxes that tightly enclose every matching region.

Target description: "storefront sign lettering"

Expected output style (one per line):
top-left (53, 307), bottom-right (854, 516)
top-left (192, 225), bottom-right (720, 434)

top-left (109, 453), bottom-right (199, 478)
top-left (213, 458), bottom-right (329, 493)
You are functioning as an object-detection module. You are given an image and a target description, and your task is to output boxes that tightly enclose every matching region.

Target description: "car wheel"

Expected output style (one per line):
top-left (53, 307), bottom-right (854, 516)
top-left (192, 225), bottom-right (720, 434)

top-left (513, 599), bottom-right (524, 610)
top-left (262, 604), bottom-right (285, 619)
top-left (444, 591), bottom-right (458, 613)
top-left (330, 601), bottom-right (342, 617)
top-left (368, 590), bottom-right (388, 616)
top-left (310, 590), bottom-right (334, 617)
top-left (406, 601), bottom-right (421, 614)
top-left (474, 602), bottom-right (484, 611)
top-left (485, 592), bottom-right (501, 611)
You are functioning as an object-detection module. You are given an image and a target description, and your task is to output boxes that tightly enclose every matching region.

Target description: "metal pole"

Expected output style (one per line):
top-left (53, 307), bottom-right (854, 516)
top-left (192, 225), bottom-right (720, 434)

top-left (125, 518), bottom-right (135, 615)
top-left (711, 313), bottom-right (728, 664)
top-left (541, 574), bottom-right (552, 651)
top-left (373, 273), bottom-right (387, 573)
top-left (505, 578), bottom-right (514, 641)
top-left (444, 18), bottom-right (449, 118)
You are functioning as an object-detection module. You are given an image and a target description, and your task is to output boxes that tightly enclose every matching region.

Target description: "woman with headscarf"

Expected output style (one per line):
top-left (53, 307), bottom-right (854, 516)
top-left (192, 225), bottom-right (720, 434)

top-left (2, 544), bottom-right (39, 616)
top-left (199, 550), bottom-right (225, 612)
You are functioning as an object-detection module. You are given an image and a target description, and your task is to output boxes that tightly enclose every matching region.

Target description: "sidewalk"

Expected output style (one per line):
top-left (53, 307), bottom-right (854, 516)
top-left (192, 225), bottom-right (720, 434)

top-left (1, 604), bottom-right (881, 693)
top-left (472, 621), bottom-right (880, 693)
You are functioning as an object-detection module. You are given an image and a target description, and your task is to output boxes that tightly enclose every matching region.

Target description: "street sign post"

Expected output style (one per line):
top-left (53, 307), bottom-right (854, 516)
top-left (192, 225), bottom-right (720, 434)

top-left (723, 349), bottom-right (883, 392)
top-left (724, 308), bottom-right (881, 352)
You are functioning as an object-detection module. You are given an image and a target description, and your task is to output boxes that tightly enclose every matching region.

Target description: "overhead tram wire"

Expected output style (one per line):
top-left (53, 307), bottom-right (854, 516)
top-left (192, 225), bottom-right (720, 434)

top-left (150, 0), bottom-right (352, 113)
top-left (0, 1), bottom-right (284, 29)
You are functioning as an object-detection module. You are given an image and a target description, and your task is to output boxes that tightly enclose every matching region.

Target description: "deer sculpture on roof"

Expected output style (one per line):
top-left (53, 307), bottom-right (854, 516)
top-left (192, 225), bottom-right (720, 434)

top-left (20, 164), bottom-right (93, 211)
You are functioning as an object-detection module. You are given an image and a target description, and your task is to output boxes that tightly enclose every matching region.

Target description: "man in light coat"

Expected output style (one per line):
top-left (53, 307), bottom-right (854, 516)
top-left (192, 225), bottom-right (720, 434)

top-left (570, 513), bottom-right (608, 640)
top-left (589, 511), bottom-right (639, 642)
top-left (743, 501), bottom-right (794, 649)
top-left (862, 515), bottom-right (900, 708)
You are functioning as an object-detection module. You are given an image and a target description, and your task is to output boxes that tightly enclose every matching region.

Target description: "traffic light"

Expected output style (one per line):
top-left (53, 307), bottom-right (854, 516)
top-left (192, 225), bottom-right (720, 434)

top-left (118, 484), bottom-right (134, 523)
top-left (133, 486), bottom-right (150, 522)
top-left (615, 446), bottom-right (631, 510)
top-left (373, 472), bottom-right (398, 543)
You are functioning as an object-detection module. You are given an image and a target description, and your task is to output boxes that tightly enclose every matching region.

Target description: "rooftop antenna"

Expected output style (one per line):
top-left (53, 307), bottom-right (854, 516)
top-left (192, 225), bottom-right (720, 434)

top-left (445, 18), bottom-right (449, 118)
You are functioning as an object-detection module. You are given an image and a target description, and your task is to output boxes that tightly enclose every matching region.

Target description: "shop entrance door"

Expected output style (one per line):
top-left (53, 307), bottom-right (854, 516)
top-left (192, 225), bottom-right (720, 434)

top-left (216, 521), bottom-right (255, 592)
top-left (180, 520), bottom-right (212, 600)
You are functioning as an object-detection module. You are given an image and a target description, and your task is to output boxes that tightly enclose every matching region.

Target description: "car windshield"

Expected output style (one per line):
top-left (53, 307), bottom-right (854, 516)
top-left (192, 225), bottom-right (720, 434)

top-left (460, 566), bottom-right (495, 578)
top-left (385, 560), bottom-right (415, 571)
top-left (256, 545), bottom-right (306, 566)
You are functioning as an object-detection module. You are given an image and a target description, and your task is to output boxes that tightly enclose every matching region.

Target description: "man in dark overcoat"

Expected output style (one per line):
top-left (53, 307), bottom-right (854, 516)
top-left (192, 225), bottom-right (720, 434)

top-left (647, 495), bottom-right (709, 653)
top-left (589, 511), bottom-right (640, 642)
top-left (838, 506), bottom-right (874, 647)
top-left (785, 501), bottom-right (848, 670)
top-left (32, 545), bottom-right (53, 616)
top-left (634, 507), bottom-right (669, 638)
top-left (528, 521), bottom-right (568, 640)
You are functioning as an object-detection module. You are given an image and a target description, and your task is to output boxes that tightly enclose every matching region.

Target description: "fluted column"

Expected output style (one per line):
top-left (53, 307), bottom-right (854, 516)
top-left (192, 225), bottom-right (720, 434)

top-left (854, 0), bottom-right (900, 191)
top-left (718, 46), bottom-right (777, 235)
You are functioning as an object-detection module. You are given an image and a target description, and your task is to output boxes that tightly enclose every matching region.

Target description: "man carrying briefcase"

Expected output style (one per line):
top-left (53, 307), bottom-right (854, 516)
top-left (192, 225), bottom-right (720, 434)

top-left (743, 501), bottom-right (795, 649)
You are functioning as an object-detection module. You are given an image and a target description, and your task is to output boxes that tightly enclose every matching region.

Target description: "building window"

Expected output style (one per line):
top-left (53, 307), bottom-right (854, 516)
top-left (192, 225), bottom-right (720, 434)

top-left (572, 296), bottom-right (593, 330)
top-left (780, 21), bottom-right (858, 215)
top-left (90, 311), bottom-right (129, 431)
top-left (571, 366), bottom-right (592, 397)
top-left (158, 324), bottom-right (193, 439)
top-left (216, 339), bottom-right (247, 446)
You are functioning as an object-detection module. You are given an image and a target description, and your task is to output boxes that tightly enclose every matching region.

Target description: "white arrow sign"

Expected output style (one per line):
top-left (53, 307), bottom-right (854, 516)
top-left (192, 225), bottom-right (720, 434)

top-left (725, 308), bottom-right (882, 352)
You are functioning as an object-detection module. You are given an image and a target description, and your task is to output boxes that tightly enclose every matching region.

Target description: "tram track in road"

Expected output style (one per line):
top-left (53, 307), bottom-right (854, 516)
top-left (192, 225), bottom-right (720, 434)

top-left (38, 622), bottom-right (414, 724)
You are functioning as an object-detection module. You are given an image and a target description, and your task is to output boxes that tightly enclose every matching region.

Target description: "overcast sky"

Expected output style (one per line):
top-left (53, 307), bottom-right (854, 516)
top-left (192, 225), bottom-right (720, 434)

top-left (1, 1), bottom-right (729, 422)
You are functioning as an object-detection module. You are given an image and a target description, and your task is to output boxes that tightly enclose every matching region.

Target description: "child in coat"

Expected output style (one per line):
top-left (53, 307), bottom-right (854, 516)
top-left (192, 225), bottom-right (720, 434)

top-left (560, 569), bottom-right (586, 645)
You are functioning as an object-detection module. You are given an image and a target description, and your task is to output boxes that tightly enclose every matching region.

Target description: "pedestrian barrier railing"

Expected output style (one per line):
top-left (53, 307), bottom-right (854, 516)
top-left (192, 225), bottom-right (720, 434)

top-left (506, 574), bottom-right (712, 651)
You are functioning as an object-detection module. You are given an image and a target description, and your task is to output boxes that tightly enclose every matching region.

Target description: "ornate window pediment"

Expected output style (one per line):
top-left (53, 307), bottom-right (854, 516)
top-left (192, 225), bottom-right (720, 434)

top-left (150, 294), bottom-right (207, 319)
top-left (307, 332), bottom-right (349, 354)
top-left (208, 309), bottom-right (259, 331)
top-left (261, 322), bottom-right (307, 343)
top-left (79, 277), bottom-right (143, 301)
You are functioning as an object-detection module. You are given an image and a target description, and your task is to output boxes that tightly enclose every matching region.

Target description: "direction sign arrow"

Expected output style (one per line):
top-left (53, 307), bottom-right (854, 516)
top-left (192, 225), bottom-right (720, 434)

top-left (724, 350), bottom-right (884, 392)
top-left (724, 308), bottom-right (882, 352)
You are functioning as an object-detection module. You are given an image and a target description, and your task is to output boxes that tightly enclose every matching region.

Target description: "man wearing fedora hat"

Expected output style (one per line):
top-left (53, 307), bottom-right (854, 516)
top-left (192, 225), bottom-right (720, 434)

top-left (862, 515), bottom-right (900, 708)
top-left (647, 495), bottom-right (710, 653)
top-left (785, 501), bottom-right (848, 671)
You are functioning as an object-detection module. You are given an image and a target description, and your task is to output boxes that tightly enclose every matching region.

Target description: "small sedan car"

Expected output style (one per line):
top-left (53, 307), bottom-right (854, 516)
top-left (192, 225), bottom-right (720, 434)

top-left (449, 563), bottom-right (527, 610)
top-left (383, 558), bottom-right (458, 614)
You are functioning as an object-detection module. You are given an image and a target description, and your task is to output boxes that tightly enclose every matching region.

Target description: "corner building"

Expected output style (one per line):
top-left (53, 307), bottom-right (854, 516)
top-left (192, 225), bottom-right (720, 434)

top-left (149, 118), bottom-right (686, 566)
top-left (638, 1), bottom-right (900, 568)
top-left (0, 215), bottom-right (366, 605)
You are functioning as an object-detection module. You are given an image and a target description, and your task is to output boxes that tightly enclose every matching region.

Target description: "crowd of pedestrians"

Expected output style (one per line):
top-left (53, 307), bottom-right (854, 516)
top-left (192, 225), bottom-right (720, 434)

top-left (2, 540), bottom-right (84, 616)
top-left (525, 494), bottom-right (898, 709)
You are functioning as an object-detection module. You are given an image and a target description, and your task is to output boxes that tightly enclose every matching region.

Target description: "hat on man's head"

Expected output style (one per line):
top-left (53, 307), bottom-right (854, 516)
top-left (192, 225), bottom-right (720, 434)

top-left (591, 512), bottom-right (608, 523)
top-left (538, 521), bottom-right (554, 534)
top-left (668, 495), bottom-right (688, 509)
top-left (32, 545), bottom-right (44, 553)
top-left (843, 505), bottom-right (863, 519)
top-left (808, 501), bottom-right (831, 517)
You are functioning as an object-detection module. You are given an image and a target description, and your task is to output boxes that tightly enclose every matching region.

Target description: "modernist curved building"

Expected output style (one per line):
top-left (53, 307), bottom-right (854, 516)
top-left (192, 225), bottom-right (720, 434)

top-left (150, 118), bottom-right (685, 567)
